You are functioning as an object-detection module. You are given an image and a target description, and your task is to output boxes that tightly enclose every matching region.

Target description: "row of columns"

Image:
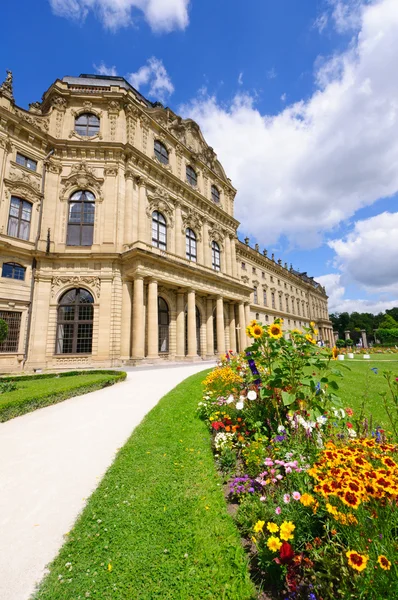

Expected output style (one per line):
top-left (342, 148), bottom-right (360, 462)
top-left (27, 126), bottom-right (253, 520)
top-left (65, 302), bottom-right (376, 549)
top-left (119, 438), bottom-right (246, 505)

top-left (128, 276), bottom-right (251, 361)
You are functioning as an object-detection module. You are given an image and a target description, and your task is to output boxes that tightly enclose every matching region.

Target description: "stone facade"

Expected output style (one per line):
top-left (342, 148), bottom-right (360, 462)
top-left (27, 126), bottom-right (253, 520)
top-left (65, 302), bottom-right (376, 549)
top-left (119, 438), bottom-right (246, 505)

top-left (0, 72), bottom-right (333, 372)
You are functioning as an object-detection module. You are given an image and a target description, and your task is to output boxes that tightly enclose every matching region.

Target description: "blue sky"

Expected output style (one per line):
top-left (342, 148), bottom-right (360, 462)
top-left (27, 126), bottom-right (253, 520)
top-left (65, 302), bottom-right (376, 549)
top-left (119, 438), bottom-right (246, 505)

top-left (2, 0), bottom-right (398, 314)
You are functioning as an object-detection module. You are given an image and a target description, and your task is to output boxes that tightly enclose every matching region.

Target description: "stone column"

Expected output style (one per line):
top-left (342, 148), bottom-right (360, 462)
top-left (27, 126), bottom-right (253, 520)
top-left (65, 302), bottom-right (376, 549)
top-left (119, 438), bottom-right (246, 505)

top-left (225, 235), bottom-right (232, 275)
top-left (229, 303), bottom-right (237, 353)
top-left (120, 280), bottom-right (133, 360)
top-left (231, 236), bottom-right (237, 278)
top-left (206, 297), bottom-right (214, 357)
top-left (147, 279), bottom-right (158, 359)
top-left (137, 177), bottom-right (147, 244)
top-left (176, 290), bottom-right (185, 359)
top-left (132, 276), bottom-right (145, 359)
top-left (333, 331), bottom-right (339, 344)
top-left (175, 202), bottom-right (183, 257)
top-left (124, 171), bottom-right (134, 245)
top-left (361, 329), bottom-right (368, 349)
top-left (244, 302), bottom-right (251, 343)
top-left (187, 289), bottom-right (197, 357)
top-left (344, 330), bottom-right (350, 340)
top-left (238, 302), bottom-right (246, 352)
top-left (216, 296), bottom-right (226, 355)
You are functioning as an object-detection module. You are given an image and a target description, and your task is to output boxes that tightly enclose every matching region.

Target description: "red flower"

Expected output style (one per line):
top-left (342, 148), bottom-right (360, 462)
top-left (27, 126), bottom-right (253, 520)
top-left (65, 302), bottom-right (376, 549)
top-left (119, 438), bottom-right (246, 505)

top-left (279, 542), bottom-right (295, 564)
top-left (211, 421), bottom-right (225, 431)
top-left (347, 422), bottom-right (353, 429)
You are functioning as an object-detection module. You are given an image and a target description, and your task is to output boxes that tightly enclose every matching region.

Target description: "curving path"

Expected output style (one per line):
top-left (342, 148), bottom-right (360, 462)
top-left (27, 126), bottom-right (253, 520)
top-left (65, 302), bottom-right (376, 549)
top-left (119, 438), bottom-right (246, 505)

top-left (0, 363), bottom-right (212, 600)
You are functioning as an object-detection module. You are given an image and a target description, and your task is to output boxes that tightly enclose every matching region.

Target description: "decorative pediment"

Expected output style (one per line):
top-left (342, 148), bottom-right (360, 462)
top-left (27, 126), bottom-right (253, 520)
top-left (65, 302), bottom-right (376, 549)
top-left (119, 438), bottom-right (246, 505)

top-left (253, 279), bottom-right (260, 287)
top-left (146, 186), bottom-right (174, 227)
top-left (241, 275), bottom-right (250, 284)
top-left (51, 276), bottom-right (101, 299)
top-left (59, 161), bottom-right (104, 202)
top-left (4, 170), bottom-right (42, 204)
top-left (208, 224), bottom-right (225, 249)
top-left (182, 209), bottom-right (203, 241)
top-left (13, 107), bottom-right (49, 133)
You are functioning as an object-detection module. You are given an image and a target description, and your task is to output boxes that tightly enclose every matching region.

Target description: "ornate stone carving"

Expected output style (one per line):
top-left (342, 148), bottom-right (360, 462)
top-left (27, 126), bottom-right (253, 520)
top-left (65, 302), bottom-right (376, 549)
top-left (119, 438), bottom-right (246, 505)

top-left (4, 170), bottom-right (42, 204)
top-left (208, 224), bottom-right (225, 249)
top-left (51, 276), bottom-right (101, 299)
top-left (52, 96), bottom-right (68, 109)
top-left (125, 104), bottom-right (140, 145)
top-left (104, 165), bottom-right (118, 177)
top-left (140, 116), bottom-right (151, 153)
top-left (182, 209), bottom-right (203, 241)
top-left (46, 160), bottom-right (63, 174)
top-left (0, 70), bottom-right (14, 101)
top-left (28, 101), bottom-right (42, 114)
top-left (59, 161), bottom-right (104, 202)
top-left (146, 187), bottom-right (174, 227)
top-left (14, 107), bottom-right (49, 133)
top-left (241, 275), bottom-right (250, 284)
top-left (108, 101), bottom-right (120, 141)
top-left (0, 136), bottom-right (13, 154)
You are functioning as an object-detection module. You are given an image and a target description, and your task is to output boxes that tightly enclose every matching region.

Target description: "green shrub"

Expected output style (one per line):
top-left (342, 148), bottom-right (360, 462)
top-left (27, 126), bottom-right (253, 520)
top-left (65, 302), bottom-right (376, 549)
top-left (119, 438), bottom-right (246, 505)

top-left (336, 338), bottom-right (346, 348)
top-left (345, 338), bottom-right (354, 347)
top-left (376, 328), bottom-right (398, 345)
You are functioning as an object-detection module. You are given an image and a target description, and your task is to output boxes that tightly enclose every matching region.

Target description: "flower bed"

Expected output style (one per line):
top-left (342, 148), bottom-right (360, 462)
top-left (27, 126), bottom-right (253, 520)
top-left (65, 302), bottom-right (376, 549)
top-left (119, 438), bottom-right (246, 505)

top-left (199, 320), bottom-right (398, 599)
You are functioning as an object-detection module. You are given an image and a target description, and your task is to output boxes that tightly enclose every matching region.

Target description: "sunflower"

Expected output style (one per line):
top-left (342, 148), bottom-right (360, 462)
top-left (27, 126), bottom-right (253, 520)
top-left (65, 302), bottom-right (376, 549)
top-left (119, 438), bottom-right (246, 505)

top-left (378, 555), bottom-right (391, 570)
top-left (252, 324), bottom-right (264, 338)
top-left (246, 325), bottom-right (254, 337)
top-left (305, 334), bottom-right (316, 345)
top-left (346, 550), bottom-right (369, 572)
top-left (268, 322), bottom-right (283, 339)
top-left (267, 536), bottom-right (282, 552)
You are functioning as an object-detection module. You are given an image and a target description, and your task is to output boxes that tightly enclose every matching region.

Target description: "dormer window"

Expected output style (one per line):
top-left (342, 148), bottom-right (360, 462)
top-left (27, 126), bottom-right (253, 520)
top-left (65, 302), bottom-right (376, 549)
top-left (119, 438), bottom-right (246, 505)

top-left (74, 113), bottom-right (100, 137)
top-left (211, 185), bottom-right (220, 203)
top-left (154, 140), bottom-right (169, 165)
top-left (186, 165), bottom-right (197, 187)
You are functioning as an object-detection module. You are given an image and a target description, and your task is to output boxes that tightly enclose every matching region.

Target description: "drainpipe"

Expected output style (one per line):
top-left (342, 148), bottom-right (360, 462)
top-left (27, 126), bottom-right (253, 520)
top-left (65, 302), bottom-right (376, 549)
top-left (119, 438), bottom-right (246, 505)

top-left (23, 148), bottom-right (55, 369)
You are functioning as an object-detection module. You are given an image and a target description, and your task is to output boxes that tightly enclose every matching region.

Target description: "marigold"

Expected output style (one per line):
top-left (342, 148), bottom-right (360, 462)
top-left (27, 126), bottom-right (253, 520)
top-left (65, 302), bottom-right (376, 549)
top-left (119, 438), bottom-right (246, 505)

top-left (377, 555), bottom-right (391, 570)
top-left (346, 550), bottom-right (369, 572)
top-left (266, 522), bottom-right (279, 533)
top-left (300, 493), bottom-right (315, 507)
top-left (280, 521), bottom-right (295, 541)
top-left (268, 322), bottom-right (283, 339)
top-left (267, 536), bottom-right (282, 552)
top-left (253, 520), bottom-right (265, 533)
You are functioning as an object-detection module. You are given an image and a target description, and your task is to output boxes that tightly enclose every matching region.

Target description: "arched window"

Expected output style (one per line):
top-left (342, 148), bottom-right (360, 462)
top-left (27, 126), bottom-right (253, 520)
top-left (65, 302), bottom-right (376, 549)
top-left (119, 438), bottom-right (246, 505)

top-left (211, 241), bottom-right (220, 271)
top-left (158, 297), bottom-right (169, 353)
top-left (7, 197), bottom-right (32, 240)
top-left (74, 113), bottom-right (100, 137)
top-left (152, 211), bottom-right (167, 250)
top-left (56, 288), bottom-right (94, 354)
top-left (186, 228), bottom-right (197, 261)
top-left (186, 165), bottom-right (197, 187)
top-left (67, 190), bottom-right (95, 246)
top-left (211, 185), bottom-right (220, 203)
top-left (154, 140), bottom-right (169, 165)
top-left (2, 262), bottom-right (25, 281)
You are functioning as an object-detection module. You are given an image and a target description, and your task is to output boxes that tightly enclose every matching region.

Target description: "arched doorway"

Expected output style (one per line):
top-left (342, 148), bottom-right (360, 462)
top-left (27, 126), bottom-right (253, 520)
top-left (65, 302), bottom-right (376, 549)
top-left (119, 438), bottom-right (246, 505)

top-left (56, 288), bottom-right (94, 354)
top-left (185, 306), bottom-right (201, 356)
top-left (158, 297), bottom-right (169, 353)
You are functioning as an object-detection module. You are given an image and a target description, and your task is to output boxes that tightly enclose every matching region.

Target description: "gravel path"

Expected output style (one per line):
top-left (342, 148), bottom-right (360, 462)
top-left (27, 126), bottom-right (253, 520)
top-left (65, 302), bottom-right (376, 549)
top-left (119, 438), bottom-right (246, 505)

top-left (0, 363), bottom-right (211, 600)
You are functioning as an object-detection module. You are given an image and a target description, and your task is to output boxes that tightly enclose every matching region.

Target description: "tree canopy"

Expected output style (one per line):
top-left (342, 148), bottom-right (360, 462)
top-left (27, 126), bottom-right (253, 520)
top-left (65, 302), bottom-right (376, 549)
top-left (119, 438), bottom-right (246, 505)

top-left (329, 308), bottom-right (398, 341)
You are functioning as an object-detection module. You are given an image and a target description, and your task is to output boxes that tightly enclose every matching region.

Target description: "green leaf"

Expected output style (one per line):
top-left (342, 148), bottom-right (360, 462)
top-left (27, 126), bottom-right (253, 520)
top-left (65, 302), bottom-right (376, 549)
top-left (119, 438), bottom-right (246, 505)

top-left (282, 391), bottom-right (296, 406)
top-left (329, 380), bottom-right (339, 390)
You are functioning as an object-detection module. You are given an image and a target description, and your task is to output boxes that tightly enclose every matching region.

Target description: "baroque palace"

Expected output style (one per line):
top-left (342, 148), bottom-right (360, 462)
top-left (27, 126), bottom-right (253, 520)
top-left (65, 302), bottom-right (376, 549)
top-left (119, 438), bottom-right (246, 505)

top-left (0, 71), bottom-right (333, 372)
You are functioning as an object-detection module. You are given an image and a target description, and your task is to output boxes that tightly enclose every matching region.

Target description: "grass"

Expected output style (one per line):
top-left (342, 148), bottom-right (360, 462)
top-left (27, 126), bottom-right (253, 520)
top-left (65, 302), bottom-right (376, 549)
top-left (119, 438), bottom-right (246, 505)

top-left (33, 370), bottom-right (256, 600)
top-left (0, 370), bottom-right (126, 422)
top-left (329, 355), bottom-right (398, 432)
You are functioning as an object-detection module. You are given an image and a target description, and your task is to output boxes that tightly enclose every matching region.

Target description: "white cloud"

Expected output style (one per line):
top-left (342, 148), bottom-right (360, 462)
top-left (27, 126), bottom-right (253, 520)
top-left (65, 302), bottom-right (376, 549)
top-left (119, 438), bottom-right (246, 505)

top-left (94, 62), bottom-right (118, 76)
top-left (49, 0), bottom-right (190, 32)
top-left (238, 72), bottom-right (243, 86)
top-left (280, 93), bottom-right (287, 102)
top-left (181, 0), bottom-right (398, 249)
top-left (266, 68), bottom-right (277, 79)
top-left (313, 12), bottom-right (329, 33)
top-left (329, 211), bottom-right (398, 292)
top-left (316, 273), bottom-right (398, 314)
top-left (127, 57), bottom-right (174, 103)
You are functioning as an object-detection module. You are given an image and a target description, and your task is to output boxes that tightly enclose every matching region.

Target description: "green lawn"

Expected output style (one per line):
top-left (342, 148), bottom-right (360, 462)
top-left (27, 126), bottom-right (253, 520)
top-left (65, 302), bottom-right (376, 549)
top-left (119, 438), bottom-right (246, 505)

top-left (33, 370), bottom-right (255, 600)
top-left (330, 356), bottom-right (398, 432)
top-left (0, 371), bottom-right (126, 422)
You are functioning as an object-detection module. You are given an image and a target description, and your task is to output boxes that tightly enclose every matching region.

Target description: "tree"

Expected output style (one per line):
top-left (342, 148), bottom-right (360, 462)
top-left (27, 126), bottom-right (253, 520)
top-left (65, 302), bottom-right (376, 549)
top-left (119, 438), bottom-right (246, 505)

top-left (378, 314), bottom-right (398, 329)
top-left (0, 319), bottom-right (8, 344)
top-left (386, 307), bottom-right (398, 322)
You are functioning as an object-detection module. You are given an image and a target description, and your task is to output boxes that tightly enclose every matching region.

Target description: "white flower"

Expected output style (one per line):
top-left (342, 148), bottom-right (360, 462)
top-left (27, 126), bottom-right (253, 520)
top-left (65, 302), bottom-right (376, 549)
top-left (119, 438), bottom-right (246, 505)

top-left (247, 390), bottom-right (257, 400)
top-left (277, 425), bottom-right (286, 433)
top-left (239, 395), bottom-right (246, 401)
top-left (348, 428), bottom-right (357, 438)
top-left (316, 415), bottom-right (327, 426)
top-left (236, 401), bottom-right (244, 410)
top-left (226, 395), bottom-right (234, 404)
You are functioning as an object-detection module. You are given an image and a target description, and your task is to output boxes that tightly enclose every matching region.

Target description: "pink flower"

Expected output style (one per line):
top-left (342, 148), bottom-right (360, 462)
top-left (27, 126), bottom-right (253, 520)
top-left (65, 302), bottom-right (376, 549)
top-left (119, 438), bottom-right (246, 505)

top-left (283, 494), bottom-right (290, 504)
top-left (285, 467), bottom-right (292, 474)
top-left (275, 506), bottom-right (281, 515)
top-left (276, 474), bottom-right (283, 480)
top-left (260, 496), bottom-right (266, 502)
top-left (292, 491), bottom-right (301, 501)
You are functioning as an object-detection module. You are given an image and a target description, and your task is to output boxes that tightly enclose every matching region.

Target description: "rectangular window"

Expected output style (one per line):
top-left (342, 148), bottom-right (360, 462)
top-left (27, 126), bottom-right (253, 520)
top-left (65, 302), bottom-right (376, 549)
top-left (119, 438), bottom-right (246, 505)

top-left (8, 197), bottom-right (32, 240)
top-left (0, 311), bottom-right (21, 352)
top-left (16, 152), bottom-right (37, 172)
top-left (253, 287), bottom-right (258, 304)
top-left (279, 296), bottom-right (283, 310)
top-left (252, 267), bottom-right (256, 274)
top-left (270, 276), bottom-right (274, 283)
top-left (241, 262), bottom-right (246, 270)
top-left (262, 271), bottom-right (265, 279)
top-left (271, 292), bottom-right (275, 309)
top-left (263, 290), bottom-right (267, 305)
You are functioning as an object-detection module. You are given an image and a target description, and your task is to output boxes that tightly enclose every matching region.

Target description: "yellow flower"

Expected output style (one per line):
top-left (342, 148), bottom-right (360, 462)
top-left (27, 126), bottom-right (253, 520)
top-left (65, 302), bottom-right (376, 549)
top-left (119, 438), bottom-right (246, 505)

top-left (310, 321), bottom-right (316, 328)
top-left (246, 325), bottom-right (254, 337)
top-left (300, 493), bottom-right (315, 507)
top-left (313, 329), bottom-right (318, 336)
top-left (279, 521), bottom-right (295, 541)
top-left (249, 319), bottom-right (257, 327)
top-left (253, 520), bottom-right (265, 533)
top-left (377, 555), bottom-right (391, 571)
top-left (268, 322), bottom-right (283, 339)
top-left (326, 503), bottom-right (338, 516)
top-left (252, 324), bottom-right (264, 338)
top-left (251, 536), bottom-right (257, 545)
top-left (267, 536), bottom-right (282, 552)
top-left (266, 522), bottom-right (279, 533)
top-left (305, 334), bottom-right (316, 345)
top-left (107, 563), bottom-right (113, 572)
top-left (346, 550), bottom-right (369, 572)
